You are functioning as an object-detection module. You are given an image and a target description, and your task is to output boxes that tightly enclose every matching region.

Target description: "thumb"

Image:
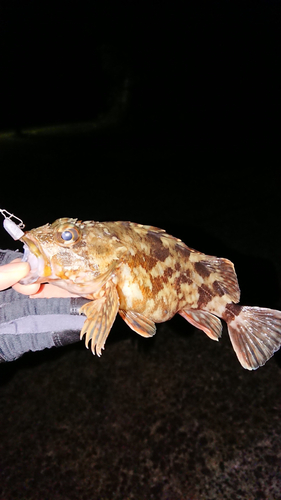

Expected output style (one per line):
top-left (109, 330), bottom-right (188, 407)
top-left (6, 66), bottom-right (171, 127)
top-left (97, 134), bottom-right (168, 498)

top-left (0, 262), bottom-right (31, 291)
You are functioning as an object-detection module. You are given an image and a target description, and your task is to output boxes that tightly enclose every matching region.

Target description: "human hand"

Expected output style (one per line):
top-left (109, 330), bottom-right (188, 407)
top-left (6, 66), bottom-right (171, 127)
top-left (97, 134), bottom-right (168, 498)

top-left (0, 260), bottom-right (40, 294)
top-left (0, 255), bottom-right (87, 362)
top-left (0, 259), bottom-right (79, 298)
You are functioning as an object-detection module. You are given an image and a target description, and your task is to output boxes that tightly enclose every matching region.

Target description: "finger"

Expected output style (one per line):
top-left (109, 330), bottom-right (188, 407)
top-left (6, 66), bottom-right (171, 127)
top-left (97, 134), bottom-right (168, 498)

top-left (13, 282), bottom-right (41, 295)
top-left (29, 283), bottom-right (81, 298)
top-left (0, 262), bottom-right (31, 291)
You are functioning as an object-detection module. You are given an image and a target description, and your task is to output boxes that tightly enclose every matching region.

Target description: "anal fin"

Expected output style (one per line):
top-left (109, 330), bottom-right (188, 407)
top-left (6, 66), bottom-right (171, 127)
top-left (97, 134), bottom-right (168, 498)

top-left (79, 280), bottom-right (119, 356)
top-left (119, 310), bottom-right (156, 337)
top-left (179, 308), bottom-right (222, 340)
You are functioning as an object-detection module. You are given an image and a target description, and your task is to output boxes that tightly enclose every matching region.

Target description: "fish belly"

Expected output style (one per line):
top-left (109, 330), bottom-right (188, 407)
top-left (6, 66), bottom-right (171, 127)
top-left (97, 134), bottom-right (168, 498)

top-left (116, 263), bottom-right (200, 324)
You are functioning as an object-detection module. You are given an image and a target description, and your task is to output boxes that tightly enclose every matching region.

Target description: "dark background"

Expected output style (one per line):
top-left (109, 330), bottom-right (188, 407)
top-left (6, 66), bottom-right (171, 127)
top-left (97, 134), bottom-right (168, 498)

top-left (1, 1), bottom-right (281, 499)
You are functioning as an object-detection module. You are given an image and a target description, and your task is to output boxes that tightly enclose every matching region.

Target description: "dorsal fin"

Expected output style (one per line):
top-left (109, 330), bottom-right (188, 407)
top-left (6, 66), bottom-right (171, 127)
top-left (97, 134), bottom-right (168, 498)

top-left (194, 256), bottom-right (240, 303)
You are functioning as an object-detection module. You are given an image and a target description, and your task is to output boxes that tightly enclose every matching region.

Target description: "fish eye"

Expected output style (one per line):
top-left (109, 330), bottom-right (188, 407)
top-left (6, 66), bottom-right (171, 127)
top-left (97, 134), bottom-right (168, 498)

top-left (61, 230), bottom-right (73, 241)
top-left (56, 226), bottom-right (80, 245)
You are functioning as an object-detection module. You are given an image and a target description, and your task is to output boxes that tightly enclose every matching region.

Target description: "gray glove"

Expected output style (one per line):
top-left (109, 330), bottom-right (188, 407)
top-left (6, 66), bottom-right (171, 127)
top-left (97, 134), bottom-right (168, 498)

top-left (0, 250), bottom-right (89, 362)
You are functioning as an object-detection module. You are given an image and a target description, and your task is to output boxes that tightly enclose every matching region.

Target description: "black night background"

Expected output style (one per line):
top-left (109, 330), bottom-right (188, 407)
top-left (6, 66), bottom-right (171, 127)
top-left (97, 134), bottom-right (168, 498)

top-left (0, 1), bottom-right (281, 498)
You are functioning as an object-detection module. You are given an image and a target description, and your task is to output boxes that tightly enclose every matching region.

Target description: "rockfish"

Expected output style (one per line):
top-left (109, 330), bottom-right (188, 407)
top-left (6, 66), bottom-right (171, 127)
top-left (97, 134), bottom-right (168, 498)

top-left (20, 218), bottom-right (281, 370)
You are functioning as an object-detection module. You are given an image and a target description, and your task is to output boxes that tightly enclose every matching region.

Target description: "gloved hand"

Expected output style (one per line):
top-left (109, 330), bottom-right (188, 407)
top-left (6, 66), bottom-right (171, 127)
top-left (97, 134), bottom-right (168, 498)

top-left (0, 250), bottom-right (88, 362)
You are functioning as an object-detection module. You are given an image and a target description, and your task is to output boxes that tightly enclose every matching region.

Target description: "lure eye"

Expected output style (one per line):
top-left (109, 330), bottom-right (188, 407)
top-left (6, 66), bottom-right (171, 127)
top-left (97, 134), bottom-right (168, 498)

top-left (56, 226), bottom-right (80, 245)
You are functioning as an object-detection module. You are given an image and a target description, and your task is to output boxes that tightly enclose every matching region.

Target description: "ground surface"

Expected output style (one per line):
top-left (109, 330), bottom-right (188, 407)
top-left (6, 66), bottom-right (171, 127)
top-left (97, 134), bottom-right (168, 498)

top-left (1, 317), bottom-right (281, 500)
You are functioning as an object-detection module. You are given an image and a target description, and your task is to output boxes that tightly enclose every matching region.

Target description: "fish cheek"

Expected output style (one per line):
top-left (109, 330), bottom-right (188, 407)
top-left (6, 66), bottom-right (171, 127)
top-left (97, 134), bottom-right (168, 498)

top-left (50, 254), bottom-right (70, 279)
top-left (50, 251), bottom-right (85, 280)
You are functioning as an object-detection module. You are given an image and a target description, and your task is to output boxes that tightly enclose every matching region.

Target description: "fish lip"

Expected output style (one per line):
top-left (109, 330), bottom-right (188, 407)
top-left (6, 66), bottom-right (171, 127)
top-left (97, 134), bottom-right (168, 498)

top-left (19, 237), bottom-right (49, 285)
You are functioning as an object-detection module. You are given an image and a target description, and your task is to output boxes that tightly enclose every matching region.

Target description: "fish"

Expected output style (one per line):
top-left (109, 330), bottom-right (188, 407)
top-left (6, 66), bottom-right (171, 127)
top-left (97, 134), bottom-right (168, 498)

top-left (19, 217), bottom-right (281, 370)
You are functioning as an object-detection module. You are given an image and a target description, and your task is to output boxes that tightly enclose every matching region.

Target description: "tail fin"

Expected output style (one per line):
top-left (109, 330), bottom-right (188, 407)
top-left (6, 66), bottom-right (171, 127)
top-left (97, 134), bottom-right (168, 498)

top-left (227, 306), bottom-right (281, 370)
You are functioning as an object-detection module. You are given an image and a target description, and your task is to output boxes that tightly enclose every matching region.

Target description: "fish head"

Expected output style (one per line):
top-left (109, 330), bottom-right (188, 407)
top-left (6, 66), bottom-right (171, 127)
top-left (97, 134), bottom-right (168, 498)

top-left (19, 218), bottom-right (126, 294)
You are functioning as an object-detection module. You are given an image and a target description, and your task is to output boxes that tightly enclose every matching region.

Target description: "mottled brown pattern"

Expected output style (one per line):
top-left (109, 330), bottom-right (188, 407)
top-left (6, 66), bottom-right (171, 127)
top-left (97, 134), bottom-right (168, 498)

top-left (181, 271), bottom-right (192, 284)
top-left (212, 280), bottom-right (225, 297)
top-left (175, 242), bottom-right (191, 260)
top-left (194, 261), bottom-right (211, 278)
top-left (212, 259), bottom-right (240, 303)
top-left (163, 267), bottom-right (174, 282)
top-left (131, 252), bottom-right (158, 272)
top-left (197, 284), bottom-right (214, 308)
top-left (175, 262), bottom-right (181, 271)
top-left (150, 275), bottom-right (165, 295)
top-left (174, 272), bottom-right (193, 295)
top-left (223, 303), bottom-right (242, 322)
top-left (144, 255), bottom-right (159, 271)
top-left (146, 232), bottom-right (170, 262)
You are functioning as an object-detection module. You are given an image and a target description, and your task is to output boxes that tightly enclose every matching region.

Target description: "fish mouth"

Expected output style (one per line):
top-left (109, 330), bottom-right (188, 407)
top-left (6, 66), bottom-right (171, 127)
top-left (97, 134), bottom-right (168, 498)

top-left (19, 237), bottom-right (52, 285)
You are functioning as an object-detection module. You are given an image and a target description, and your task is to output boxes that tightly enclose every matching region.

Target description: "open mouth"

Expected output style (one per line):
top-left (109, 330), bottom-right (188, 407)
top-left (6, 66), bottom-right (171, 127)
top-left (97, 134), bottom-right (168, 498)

top-left (19, 240), bottom-right (47, 285)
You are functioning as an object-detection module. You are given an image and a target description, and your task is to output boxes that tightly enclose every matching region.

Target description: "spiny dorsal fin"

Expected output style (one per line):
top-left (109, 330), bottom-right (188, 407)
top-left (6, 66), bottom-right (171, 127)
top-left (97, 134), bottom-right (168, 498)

top-left (194, 256), bottom-right (240, 304)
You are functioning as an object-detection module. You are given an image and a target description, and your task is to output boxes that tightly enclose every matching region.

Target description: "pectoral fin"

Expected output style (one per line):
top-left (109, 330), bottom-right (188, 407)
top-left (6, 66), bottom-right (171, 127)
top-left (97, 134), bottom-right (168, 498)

top-left (79, 281), bottom-right (119, 356)
top-left (119, 310), bottom-right (156, 337)
top-left (179, 308), bottom-right (222, 340)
